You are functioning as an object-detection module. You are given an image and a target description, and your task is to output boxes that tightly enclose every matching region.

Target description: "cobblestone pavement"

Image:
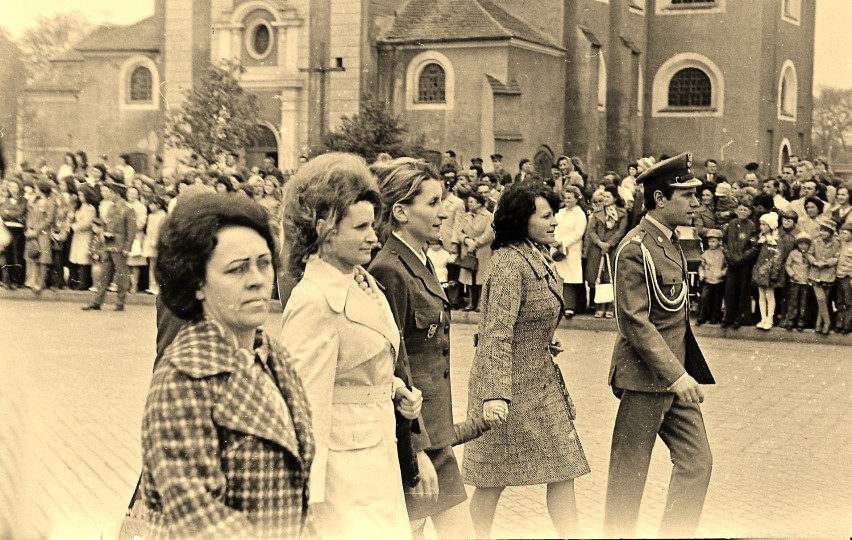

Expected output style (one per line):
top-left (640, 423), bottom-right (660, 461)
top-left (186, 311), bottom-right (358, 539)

top-left (1, 300), bottom-right (850, 539)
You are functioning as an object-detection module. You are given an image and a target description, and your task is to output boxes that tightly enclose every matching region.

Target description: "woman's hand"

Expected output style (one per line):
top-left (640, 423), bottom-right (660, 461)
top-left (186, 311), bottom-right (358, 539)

top-left (464, 237), bottom-right (476, 251)
top-left (394, 384), bottom-right (422, 420)
top-left (597, 241), bottom-right (610, 251)
top-left (483, 399), bottom-right (509, 427)
top-left (549, 338), bottom-right (564, 357)
top-left (408, 451), bottom-right (439, 502)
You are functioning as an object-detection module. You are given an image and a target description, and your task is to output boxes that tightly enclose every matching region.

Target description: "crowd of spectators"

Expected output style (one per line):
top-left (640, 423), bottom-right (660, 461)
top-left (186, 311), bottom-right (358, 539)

top-left (0, 150), bottom-right (288, 304)
top-left (428, 152), bottom-right (852, 336)
top-left (3, 147), bottom-right (850, 334)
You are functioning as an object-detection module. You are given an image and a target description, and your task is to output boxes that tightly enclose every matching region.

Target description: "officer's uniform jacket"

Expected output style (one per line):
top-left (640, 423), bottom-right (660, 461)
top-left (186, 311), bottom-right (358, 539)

top-left (609, 216), bottom-right (714, 394)
top-left (370, 234), bottom-right (453, 451)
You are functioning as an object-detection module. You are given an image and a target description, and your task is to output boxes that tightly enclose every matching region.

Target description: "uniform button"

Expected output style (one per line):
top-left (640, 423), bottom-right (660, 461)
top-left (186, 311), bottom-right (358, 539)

top-left (443, 325), bottom-right (449, 335)
top-left (442, 347), bottom-right (450, 356)
top-left (443, 368), bottom-right (450, 378)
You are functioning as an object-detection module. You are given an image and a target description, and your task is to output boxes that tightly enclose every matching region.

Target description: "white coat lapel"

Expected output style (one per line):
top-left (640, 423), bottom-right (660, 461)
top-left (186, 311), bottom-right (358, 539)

top-left (343, 281), bottom-right (400, 354)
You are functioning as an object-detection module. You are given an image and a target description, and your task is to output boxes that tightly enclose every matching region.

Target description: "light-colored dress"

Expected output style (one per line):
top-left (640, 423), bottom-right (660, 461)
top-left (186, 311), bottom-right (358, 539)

top-left (553, 205), bottom-right (587, 284)
top-left (141, 210), bottom-right (166, 259)
top-left (281, 257), bottom-right (411, 540)
top-left (127, 199), bottom-right (147, 267)
top-left (68, 203), bottom-right (96, 265)
top-left (458, 208), bottom-right (495, 286)
top-left (464, 242), bottom-right (590, 487)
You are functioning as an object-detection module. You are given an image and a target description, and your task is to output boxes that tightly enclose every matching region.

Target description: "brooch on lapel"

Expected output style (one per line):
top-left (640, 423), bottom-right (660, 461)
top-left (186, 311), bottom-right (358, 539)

top-left (427, 324), bottom-right (438, 339)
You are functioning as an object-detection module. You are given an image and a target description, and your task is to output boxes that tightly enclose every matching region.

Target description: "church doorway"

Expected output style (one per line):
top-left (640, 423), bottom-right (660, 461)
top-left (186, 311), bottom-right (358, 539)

top-left (246, 123), bottom-right (279, 170)
top-left (533, 145), bottom-right (555, 181)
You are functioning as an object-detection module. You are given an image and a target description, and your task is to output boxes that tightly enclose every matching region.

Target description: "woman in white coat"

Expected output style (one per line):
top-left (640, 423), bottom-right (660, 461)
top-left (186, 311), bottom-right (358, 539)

top-left (280, 153), bottom-right (423, 539)
top-left (552, 185), bottom-right (587, 318)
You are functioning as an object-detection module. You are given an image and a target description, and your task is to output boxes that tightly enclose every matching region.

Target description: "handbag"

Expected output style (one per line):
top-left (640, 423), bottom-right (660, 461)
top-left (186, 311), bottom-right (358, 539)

top-left (551, 246), bottom-right (566, 262)
top-left (458, 253), bottom-right (478, 271)
top-left (593, 253), bottom-right (614, 304)
top-left (25, 237), bottom-right (40, 260)
top-left (118, 476), bottom-right (150, 540)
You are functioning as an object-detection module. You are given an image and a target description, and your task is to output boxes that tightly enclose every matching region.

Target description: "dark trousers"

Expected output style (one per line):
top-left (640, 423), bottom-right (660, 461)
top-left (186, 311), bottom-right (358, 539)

top-left (47, 244), bottom-right (68, 289)
top-left (723, 264), bottom-right (753, 325)
top-left (836, 276), bottom-right (852, 332)
top-left (69, 263), bottom-right (92, 291)
top-left (783, 283), bottom-right (809, 328)
top-left (561, 283), bottom-right (579, 311)
top-left (93, 250), bottom-right (129, 306)
top-left (604, 390), bottom-right (712, 538)
top-left (698, 282), bottom-right (724, 323)
top-left (1, 227), bottom-right (25, 286)
top-left (445, 263), bottom-right (462, 309)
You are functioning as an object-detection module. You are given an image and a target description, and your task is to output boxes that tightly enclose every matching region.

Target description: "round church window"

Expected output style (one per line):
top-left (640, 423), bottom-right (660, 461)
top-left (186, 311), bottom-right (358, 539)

top-left (247, 20), bottom-right (273, 59)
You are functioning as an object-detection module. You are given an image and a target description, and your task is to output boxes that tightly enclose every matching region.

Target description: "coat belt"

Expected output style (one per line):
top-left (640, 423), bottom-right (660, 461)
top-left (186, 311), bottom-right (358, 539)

top-left (332, 384), bottom-right (393, 404)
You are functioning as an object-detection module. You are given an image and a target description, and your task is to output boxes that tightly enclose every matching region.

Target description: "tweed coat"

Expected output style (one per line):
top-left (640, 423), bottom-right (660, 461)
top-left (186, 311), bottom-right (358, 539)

top-left (584, 207), bottom-right (628, 285)
top-left (609, 217), bottom-right (715, 394)
top-left (281, 257), bottom-right (411, 539)
top-left (140, 319), bottom-right (315, 539)
top-left (463, 242), bottom-right (590, 487)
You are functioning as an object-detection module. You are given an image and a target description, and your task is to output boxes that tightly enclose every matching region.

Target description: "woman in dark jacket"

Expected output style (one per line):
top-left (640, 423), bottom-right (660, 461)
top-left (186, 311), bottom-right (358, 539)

top-left (584, 185), bottom-right (628, 318)
top-left (369, 158), bottom-right (475, 538)
top-left (1, 179), bottom-right (27, 288)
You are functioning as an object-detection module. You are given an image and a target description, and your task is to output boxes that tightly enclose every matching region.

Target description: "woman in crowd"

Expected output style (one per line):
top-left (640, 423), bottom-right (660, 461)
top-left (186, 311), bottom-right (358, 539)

top-left (142, 196), bottom-right (167, 295)
top-left (47, 178), bottom-right (75, 289)
top-left (552, 184), bottom-right (587, 318)
top-left (68, 185), bottom-right (98, 290)
top-left (464, 182), bottom-right (590, 539)
top-left (831, 184), bottom-right (851, 228)
top-left (585, 184), bottom-right (628, 318)
top-left (0, 179), bottom-right (27, 289)
top-left (808, 218), bottom-right (841, 335)
top-left (125, 186), bottom-right (149, 293)
top-left (24, 180), bottom-right (55, 295)
top-left (57, 152), bottom-right (78, 181)
top-left (799, 196), bottom-right (825, 239)
top-left (140, 192), bottom-right (314, 538)
top-left (369, 157), bottom-right (475, 539)
top-left (457, 191), bottom-right (494, 312)
top-left (693, 187), bottom-right (717, 241)
top-left (280, 153), bottom-right (421, 539)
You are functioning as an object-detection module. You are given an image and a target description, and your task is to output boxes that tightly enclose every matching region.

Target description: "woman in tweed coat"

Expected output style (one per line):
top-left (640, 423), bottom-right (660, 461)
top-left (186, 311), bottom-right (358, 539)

top-left (140, 193), bottom-right (314, 539)
top-left (464, 182), bottom-right (590, 539)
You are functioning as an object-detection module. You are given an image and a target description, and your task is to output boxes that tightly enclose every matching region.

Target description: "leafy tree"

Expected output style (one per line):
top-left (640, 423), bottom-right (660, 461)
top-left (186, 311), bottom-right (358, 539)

top-left (15, 12), bottom-right (93, 82)
top-left (812, 87), bottom-right (852, 162)
top-left (318, 95), bottom-right (424, 162)
top-left (164, 61), bottom-right (263, 164)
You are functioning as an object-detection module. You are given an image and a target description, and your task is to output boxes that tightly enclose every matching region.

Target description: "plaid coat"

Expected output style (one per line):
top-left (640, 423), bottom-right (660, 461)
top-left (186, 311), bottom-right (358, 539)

top-left (140, 319), bottom-right (315, 539)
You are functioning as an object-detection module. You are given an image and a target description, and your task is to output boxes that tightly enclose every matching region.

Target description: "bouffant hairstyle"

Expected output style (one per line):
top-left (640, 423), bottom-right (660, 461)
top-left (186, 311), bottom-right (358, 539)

top-left (156, 193), bottom-right (275, 320)
top-left (602, 184), bottom-right (625, 207)
top-left (465, 190), bottom-right (487, 208)
top-left (804, 195), bottom-right (824, 214)
top-left (282, 152), bottom-right (382, 278)
top-left (492, 182), bottom-right (560, 250)
top-left (371, 157), bottom-right (441, 243)
top-left (562, 184), bottom-right (583, 203)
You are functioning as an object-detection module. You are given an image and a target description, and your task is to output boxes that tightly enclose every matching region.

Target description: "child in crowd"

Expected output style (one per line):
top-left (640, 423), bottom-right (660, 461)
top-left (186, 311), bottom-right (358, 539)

top-left (751, 212), bottom-right (784, 330)
top-left (714, 182), bottom-right (738, 229)
top-left (426, 238), bottom-right (451, 287)
top-left (722, 201), bottom-right (759, 328)
top-left (697, 228), bottom-right (726, 325)
top-left (807, 218), bottom-right (841, 335)
top-left (774, 210), bottom-right (800, 321)
top-left (834, 222), bottom-right (852, 334)
top-left (783, 233), bottom-right (812, 331)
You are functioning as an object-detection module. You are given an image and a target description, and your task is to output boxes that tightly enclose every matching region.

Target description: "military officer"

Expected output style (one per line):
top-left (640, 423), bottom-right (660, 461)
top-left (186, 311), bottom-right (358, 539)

top-left (603, 152), bottom-right (715, 538)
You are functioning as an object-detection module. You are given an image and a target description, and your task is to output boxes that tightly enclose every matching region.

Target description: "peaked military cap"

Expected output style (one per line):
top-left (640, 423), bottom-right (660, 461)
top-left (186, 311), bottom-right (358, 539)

top-left (635, 151), bottom-right (702, 190)
top-left (471, 157), bottom-right (484, 166)
top-left (489, 154), bottom-right (503, 161)
top-left (744, 161), bottom-right (760, 171)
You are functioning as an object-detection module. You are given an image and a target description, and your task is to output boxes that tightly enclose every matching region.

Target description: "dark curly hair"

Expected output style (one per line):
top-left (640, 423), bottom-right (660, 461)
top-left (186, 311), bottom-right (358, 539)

top-left (155, 193), bottom-right (275, 320)
top-left (492, 181), bottom-right (560, 250)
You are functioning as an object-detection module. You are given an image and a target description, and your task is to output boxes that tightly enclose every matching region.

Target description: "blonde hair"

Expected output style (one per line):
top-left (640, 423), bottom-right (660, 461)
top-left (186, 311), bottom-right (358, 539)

top-left (281, 152), bottom-right (381, 278)
top-left (371, 157), bottom-right (441, 243)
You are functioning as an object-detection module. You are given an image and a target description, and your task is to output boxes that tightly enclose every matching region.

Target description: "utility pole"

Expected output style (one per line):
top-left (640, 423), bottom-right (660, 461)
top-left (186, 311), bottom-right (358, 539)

top-left (301, 42), bottom-right (345, 141)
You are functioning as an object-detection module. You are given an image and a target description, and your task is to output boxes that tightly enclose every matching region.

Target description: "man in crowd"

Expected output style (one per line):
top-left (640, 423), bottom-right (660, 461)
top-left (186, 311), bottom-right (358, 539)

top-left (604, 152), bottom-right (714, 538)
top-left (82, 178), bottom-right (137, 312)
top-left (514, 158), bottom-right (534, 183)
top-left (762, 178), bottom-right (791, 212)
top-left (489, 153), bottom-right (512, 186)
top-left (699, 158), bottom-right (726, 191)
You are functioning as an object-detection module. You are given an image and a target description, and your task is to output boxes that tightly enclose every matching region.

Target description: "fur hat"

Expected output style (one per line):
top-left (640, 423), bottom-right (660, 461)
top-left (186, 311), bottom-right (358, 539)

top-left (714, 182), bottom-right (732, 197)
top-left (759, 211), bottom-right (779, 231)
top-left (705, 228), bottom-right (723, 239)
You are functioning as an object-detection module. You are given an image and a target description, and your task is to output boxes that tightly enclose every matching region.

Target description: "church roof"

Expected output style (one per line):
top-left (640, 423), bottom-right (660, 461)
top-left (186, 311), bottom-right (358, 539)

top-left (74, 16), bottom-right (161, 52)
top-left (381, 0), bottom-right (562, 51)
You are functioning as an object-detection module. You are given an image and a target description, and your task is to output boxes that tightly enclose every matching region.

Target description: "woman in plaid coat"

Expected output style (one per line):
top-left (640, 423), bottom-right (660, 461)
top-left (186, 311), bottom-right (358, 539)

top-left (139, 193), bottom-right (314, 539)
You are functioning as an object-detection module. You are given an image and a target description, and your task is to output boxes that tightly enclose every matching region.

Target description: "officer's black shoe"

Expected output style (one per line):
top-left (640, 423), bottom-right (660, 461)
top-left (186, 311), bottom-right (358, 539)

top-left (82, 303), bottom-right (101, 311)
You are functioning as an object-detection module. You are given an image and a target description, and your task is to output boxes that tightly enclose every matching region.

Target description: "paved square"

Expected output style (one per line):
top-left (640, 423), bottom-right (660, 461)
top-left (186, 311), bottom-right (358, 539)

top-left (1, 300), bottom-right (850, 538)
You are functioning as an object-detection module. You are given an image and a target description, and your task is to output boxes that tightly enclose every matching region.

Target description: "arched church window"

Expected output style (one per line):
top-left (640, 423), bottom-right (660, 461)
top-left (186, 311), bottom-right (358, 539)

top-left (130, 66), bottom-right (153, 102)
top-left (667, 67), bottom-right (711, 107)
top-left (417, 63), bottom-right (446, 104)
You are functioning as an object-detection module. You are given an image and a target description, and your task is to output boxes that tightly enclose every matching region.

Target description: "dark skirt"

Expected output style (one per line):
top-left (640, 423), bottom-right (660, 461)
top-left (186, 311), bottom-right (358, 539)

top-left (404, 446), bottom-right (467, 521)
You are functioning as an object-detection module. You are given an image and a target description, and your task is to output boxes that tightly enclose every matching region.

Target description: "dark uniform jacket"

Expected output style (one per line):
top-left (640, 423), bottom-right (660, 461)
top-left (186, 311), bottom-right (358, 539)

top-left (723, 217), bottom-right (759, 267)
top-left (104, 200), bottom-right (137, 253)
top-left (609, 217), bottom-right (714, 395)
top-left (370, 234), bottom-right (453, 452)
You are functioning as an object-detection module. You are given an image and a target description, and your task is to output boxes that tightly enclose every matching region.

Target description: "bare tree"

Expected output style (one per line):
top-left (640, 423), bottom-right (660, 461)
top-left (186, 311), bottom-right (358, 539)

top-left (812, 88), bottom-right (852, 162)
top-left (16, 12), bottom-right (93, 83)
